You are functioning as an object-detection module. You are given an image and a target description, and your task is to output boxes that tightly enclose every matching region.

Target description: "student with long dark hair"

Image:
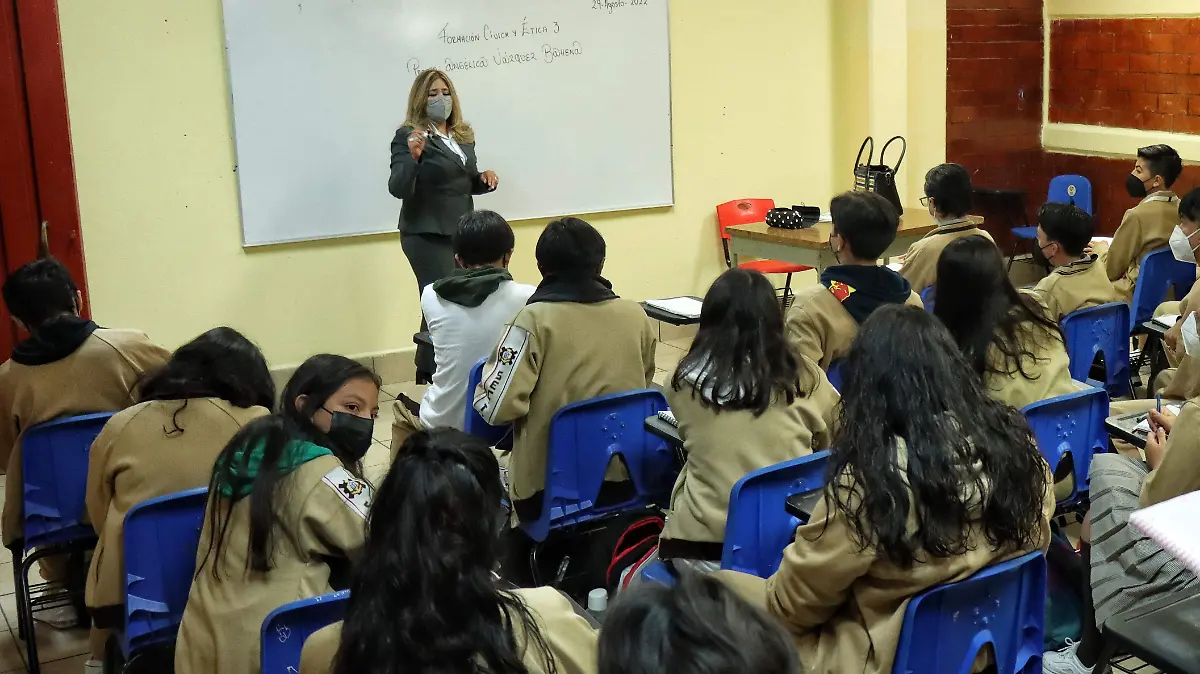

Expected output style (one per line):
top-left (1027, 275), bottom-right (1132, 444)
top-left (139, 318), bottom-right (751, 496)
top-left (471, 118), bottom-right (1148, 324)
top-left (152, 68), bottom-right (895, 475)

top-left (933, 236), bottom-right (1077, 410)
top-left (175, 354), bottom-right (382, 674)
top-left (718, 306), bottom-right (1054, 674)
top-left (658, 268), bottom-right (837, 571)
top-left (299, 429), bottom-right (598, 674)
top-left (599, 574), bottom-right (798, 674)
top-left (84, 327), bottom-right (274, 668)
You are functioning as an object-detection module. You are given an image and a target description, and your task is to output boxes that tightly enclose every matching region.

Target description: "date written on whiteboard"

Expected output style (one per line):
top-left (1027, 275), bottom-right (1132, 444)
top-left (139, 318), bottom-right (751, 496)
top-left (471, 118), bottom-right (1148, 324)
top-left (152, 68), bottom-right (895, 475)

top-left (593, 0), bottom-right (648, 13)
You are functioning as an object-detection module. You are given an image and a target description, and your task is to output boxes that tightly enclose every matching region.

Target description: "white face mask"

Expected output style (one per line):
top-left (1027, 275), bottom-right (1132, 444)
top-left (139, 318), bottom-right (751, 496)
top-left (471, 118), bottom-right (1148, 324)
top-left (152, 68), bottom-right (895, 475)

top-left (1184, 313), bottom-right (1200, 358)
top-left (1169, 225), bottom-right (1199, 264)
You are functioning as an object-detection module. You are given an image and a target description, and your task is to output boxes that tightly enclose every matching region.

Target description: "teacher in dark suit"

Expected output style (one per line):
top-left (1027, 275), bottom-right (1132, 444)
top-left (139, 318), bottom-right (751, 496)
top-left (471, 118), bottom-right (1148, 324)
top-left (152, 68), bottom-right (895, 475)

top-left (390, 68), bottom-right (498, 378)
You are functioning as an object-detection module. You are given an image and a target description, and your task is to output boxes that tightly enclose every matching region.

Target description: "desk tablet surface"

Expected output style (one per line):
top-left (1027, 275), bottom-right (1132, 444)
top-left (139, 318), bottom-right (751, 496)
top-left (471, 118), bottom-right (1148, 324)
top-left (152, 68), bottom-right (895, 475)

top-left (1106, 589), bottom-right (1200, 674)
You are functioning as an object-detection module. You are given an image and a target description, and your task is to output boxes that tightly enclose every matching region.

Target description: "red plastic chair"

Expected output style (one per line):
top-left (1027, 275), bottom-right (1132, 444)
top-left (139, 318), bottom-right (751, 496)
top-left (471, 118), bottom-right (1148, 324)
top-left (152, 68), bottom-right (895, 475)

top-left (717, 199), bottom-right (812, 306)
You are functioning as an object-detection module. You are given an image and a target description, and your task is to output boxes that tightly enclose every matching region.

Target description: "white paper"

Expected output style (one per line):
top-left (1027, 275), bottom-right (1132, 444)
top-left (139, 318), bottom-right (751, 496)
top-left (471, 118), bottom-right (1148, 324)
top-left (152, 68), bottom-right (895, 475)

top-left (886, 262), bottom-right (903, 272)
top-left (645, 297), bottom-right (702, 319)
top-left (1131, 491), bottom-right (1200, 577)
top-left (1091, 237), bottom-right (1114, 247)
top-left (1153, 314), bottom-right (1181, 328)
top-left (818, 212), bottom-right (833, 223)
top-left (1134, 404), bottom-right (1183, 432)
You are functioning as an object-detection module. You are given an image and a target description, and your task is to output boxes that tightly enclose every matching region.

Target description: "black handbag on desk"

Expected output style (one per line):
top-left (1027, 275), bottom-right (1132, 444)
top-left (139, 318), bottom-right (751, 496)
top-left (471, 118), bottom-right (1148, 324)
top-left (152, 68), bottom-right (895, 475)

top-left (765, 205), bottom-right (821, 230)
top-left (854, 136), bottom-right (906, 214)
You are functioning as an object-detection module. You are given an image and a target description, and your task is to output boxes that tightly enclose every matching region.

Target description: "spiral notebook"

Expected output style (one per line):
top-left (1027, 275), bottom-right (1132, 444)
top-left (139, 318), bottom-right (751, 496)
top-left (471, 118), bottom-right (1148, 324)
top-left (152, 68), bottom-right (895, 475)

top-left (1130, 491), bottom-right (1200, 576)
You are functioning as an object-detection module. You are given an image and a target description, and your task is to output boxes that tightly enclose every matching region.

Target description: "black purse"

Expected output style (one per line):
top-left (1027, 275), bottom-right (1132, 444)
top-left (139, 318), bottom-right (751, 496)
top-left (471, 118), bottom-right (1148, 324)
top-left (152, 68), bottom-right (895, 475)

top-left (765, 205), bottom-right (821, 230)
top-left (853, 136), bottom-right (906, 214)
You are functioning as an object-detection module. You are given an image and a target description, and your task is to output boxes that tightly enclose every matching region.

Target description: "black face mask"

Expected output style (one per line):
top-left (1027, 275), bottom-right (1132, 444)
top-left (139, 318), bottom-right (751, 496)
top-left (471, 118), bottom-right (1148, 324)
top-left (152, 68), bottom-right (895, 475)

top-left (324, 409), bottom-right (374, 461)
top-left (1126, 173), bottom-right (1151, 199)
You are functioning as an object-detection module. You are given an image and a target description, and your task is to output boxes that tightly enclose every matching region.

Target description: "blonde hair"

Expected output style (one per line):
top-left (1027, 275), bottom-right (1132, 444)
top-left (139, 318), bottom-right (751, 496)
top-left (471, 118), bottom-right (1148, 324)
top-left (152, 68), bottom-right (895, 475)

top-left (403, 68), bottom-right (475, 144)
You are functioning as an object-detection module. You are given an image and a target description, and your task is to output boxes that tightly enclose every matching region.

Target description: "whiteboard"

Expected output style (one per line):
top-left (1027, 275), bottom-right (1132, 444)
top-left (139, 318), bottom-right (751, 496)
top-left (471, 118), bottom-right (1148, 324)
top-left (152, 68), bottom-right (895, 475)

top-left (222, 0), bottom-right (674, 246)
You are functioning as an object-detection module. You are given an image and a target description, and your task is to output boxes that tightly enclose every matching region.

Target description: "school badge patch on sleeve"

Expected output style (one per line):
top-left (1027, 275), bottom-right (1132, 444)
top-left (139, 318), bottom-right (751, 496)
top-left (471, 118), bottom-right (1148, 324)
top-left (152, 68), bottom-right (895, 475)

top-left (321, 466), bottom-right (373, 519)
top-left (826, 281), bottom-right (856, 302)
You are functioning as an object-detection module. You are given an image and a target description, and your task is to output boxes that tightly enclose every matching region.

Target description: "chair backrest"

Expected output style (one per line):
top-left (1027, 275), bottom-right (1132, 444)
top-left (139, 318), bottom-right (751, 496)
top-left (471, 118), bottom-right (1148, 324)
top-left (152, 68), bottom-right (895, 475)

top-left (519, 389), bottom-right (674, 542)
top-left (1060, 302), bottom-right (1131, 398)
top-left (716, 199), bottom-right (775, 240)
top-left (21, 412), bottom-right (115, 548)
top-left (261, 590), bottom-right (350, 673)
top-left (826, 359), bottom-right (845, 392)
top-left (721, 451), bottom-right (831, 578)
top-left (1021, 387), bottom-right (1110, 507)
top-left (1047, 174), bottom-right (1093, 215)
top-left (464, 358), bottom-right (510, 446)
top-left (1130, 247), bottom-right (1196, 330)
top-left (122, 487), bottom-right (209, 651)
top-left (920, 286), bottom-right (935, 312)
top-left (892, 551), bottom-right (1046, 674)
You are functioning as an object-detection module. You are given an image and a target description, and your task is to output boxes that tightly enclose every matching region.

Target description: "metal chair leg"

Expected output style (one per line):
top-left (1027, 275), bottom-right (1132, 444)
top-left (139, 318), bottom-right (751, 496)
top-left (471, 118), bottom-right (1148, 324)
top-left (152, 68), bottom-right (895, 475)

top-left (18, 553), bottom-right (41, 674)
top-left (782, 273), bottom-right (794, 311)
top-left (9, 550), bottom-right (25, 642)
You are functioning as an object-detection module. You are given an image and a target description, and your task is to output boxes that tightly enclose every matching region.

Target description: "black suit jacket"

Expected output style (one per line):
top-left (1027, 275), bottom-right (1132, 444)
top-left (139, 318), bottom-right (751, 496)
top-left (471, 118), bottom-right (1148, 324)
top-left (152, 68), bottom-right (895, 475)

top-left (389, 126), bottom-right (493, 236)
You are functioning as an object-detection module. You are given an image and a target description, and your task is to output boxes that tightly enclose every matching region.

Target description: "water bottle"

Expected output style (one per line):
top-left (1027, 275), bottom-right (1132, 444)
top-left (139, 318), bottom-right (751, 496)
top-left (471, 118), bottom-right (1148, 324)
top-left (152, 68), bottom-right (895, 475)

top-left (587, 587), bottom-right (608, 625)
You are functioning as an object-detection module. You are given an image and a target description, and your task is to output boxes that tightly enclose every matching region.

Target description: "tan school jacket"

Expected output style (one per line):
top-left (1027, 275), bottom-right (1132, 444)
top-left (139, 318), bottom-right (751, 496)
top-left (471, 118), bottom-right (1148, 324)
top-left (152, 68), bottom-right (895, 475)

top-left (982, 318), bottom-right (1079, 411)
top-left (1141, 399), bottom-right (1200, 508)
top-left (1106, 190), bottom-right (1180, 300)
top-left (473, 299), bottom-right (656, 516)
top-left (84, 398), bottom-right (270, 612)
top-left (297, 586), bottom-right (599, 674)
top-left (787, 283), bottom-right (924, 370)
top-left (658, 356), bottom-right (839, 560)
top-left (1030, 255), bottom-right (1124, 323)
top-left (0, 329), bottom-right (169, 546)
top-left (718, 440), bottom-right (1055, 674)
top-left (174, 455), bottom-right (371, 674)
top-left (898, 221), bottom-right (996, 294)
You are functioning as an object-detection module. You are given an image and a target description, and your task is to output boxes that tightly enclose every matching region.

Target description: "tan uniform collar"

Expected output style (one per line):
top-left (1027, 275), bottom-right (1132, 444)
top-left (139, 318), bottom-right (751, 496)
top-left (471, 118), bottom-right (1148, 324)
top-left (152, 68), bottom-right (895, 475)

top-left (1140, 189), bottom-right (1178, 206)
top-left (1052, 254), bottom-right (1098, 277)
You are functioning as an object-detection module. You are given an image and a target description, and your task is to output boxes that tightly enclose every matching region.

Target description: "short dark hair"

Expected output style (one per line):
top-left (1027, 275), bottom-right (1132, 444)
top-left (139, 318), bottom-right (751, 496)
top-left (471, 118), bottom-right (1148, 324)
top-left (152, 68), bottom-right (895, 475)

top-left (598, 574), bottom-right (799, 674)
top-left (1138, 144), bottom-right (1183, 187)
top-left (1179, 186), bottom-right (1200, 224)
top-left (2, 257), bottom-right (79, 329)
top-left (830, 191), bottom-right (901, 260)
top-left (535, 216), bottom-right (606, 277)
top-left (453, 210), bottom-right (515, 266)
top-left (1037, 202), bottom-right (1094, 257)
top-left (924, 163), bottom-right (973, 218)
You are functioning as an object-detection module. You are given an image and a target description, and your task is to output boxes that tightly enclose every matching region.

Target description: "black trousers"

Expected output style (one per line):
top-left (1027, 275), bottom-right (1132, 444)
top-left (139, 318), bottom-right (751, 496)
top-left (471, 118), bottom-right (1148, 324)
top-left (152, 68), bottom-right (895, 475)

top-left (401, 232), bottom-right (456, 376)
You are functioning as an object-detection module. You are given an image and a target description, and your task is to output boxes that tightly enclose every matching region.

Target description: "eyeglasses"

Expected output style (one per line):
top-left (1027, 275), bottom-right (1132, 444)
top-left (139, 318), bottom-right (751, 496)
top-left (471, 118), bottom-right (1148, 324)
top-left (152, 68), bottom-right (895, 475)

top-left (919, 196), bottom-right (932, 207)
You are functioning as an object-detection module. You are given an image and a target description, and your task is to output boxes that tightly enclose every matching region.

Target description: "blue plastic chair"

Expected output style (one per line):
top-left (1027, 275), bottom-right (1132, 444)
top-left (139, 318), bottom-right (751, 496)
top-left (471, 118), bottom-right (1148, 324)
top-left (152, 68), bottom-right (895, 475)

top-left (920, 286), bottom-right (935, 312)
top-left (1021, 387), bottom-right (1110, 510)
top-left (261, 590), bottom-right (350, 673)
top-left (519, 389), bottom-right (674, 543)
top-left (892, 551), bottom-right (1047, 674)
top-left (112, 487), bottom-right (209, 665)
top-left (1129, 248), bottom-right (1196, 331)
top-left (13, 412), bottom-right (114, 673)
top-left (1010, 175), bottom-right (1094, 245)
top-left (1060, 302), bottom-right (1132, 398)
top-left (826, 359), bottom-right (845, 391)
top-left (464, 358), bottom-right (510, 446)
top-left (721, 451), bottom-right (831, 578)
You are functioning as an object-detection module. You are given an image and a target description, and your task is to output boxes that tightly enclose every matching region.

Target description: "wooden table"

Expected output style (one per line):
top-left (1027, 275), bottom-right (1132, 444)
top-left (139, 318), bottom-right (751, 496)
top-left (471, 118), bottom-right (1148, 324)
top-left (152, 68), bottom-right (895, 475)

top-left (726, 208), bottom-right (984, 274)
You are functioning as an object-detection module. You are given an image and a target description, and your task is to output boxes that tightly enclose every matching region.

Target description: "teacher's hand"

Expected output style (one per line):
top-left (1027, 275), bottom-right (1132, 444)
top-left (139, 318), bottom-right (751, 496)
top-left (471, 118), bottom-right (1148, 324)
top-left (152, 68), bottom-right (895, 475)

top-left (481, 170), bottom-right (499, 191)
top-left (407, 131), bottom-right (427, 161)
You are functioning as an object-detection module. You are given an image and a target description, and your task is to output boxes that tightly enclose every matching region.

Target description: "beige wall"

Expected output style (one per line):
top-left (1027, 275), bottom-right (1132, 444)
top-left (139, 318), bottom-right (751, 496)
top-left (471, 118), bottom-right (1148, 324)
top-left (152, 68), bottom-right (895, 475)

top-left (1047, 0), bottom-right (1200, 17)
top-left (60, 0), bottom-right (944, 369)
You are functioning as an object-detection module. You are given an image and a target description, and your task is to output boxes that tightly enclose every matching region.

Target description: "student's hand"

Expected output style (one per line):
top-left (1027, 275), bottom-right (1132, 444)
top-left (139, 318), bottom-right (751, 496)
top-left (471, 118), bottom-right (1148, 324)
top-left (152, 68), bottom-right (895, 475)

top-left (1166, 320), bottom-right (1183, 355)
top-left (407, 130), bottom-right (427, 161)
top-left (1149, 408), bottom-right (1177, 435)
top-left (1087, 238), bottom-right (1110, 256)
top-left (1145, 426), bottom-right (1168, 470)
top-left (481, 170), bottom-right (499, 190)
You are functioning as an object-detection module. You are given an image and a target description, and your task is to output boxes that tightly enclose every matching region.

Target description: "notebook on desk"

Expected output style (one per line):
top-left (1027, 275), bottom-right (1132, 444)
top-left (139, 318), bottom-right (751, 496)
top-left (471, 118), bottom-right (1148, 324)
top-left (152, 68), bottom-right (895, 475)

top-left (645, 297), bottom-right (702, 319)
top-left (656, 410), bottom-right (678, 427)
top-left (1131, 491), bottom-right (1200, 577)
top-left (1153, 314), bottom-right (1181, 329)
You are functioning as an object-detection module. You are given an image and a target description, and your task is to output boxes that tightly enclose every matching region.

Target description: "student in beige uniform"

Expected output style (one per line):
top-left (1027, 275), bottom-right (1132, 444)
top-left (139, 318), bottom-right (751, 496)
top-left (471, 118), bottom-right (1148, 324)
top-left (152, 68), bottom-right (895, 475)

top-left (718, 306), bottom-right (1055, 674)
top-left (82, 327), bottom-right (275, 670)
top-left (299, 429), bottom-right (598, 674)
top-left (599, 574), bottom-right (799, 674)
top-left (1044, 402), bottom-right (1200, 674)
top-left (175, 355), bottom-right (381, 674)
top-left (898, 163), bottom-right (994, 293)
top-left (1032, 203), bottom-right (1123, 322)
top-left (0, 258), bottom-right (168, 628)
top-left (473, 217), bottom-right (657, 524)
top-left (787, 191), bottom-right (923, 370)
top-left (659, 268), bottom-right (838, 571)
top-left (934, 237), bottom-right (1078, 411)
top-left (1103, 144), bottom-right (1184, 300)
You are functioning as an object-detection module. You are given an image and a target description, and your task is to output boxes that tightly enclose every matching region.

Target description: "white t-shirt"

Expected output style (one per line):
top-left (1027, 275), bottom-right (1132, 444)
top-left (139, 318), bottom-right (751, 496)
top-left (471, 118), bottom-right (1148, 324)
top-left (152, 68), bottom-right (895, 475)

top-left (420, 278), bottom-right (536, 429)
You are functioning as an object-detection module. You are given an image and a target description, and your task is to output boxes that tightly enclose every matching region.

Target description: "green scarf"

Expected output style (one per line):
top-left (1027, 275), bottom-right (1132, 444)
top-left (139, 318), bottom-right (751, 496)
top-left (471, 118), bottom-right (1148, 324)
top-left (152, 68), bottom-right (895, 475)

top-left (432, 266), bottom-right (513, 308)
top-left (214, 438), bottom-right (332, 499)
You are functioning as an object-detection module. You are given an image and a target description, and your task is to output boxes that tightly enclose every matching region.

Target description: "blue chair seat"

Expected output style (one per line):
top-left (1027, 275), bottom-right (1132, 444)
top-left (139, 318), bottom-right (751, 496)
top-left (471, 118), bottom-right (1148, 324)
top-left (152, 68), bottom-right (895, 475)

top-left (1060, 302), bottom-right (1131, 399)
top-left (1130, 247), bottom-right (1196, 331)
top-left (1011, 226), bottom-right (1038, 240)
top-left (261, 590), bottom-right (350, 672)
top-left (464, 358), bottom-right (511, 447)
top-left (1021, 388), bottom-right (1109, 511)
top-left (638, 560), bottom-right (675, 585)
